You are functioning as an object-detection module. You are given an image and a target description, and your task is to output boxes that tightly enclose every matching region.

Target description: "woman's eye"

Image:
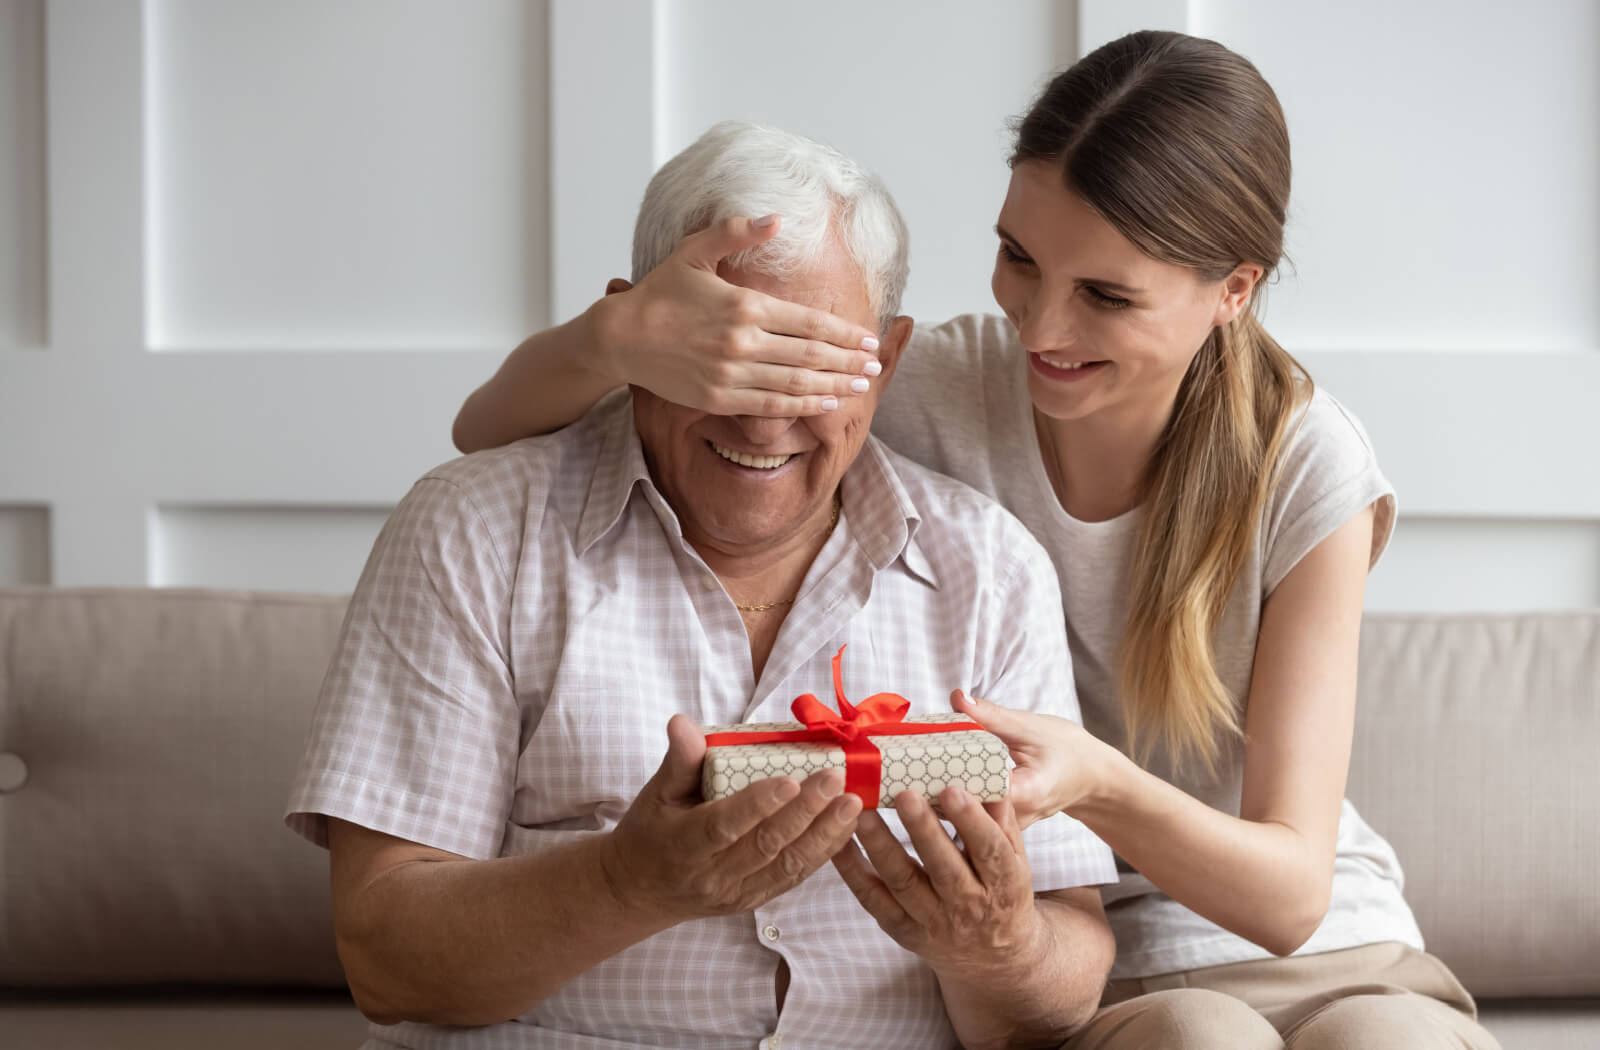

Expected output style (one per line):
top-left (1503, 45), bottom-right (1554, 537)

top-left (1085, 286), bottom-right (1132, 309)
top-left (998, 242), bottom-right (1032, 265)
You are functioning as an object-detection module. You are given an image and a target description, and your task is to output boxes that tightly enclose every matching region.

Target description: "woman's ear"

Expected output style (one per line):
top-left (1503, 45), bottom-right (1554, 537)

top-left (1212, 264), bottom-right (1263, 326)
top-left (604, 278), bottom-right (634, 296)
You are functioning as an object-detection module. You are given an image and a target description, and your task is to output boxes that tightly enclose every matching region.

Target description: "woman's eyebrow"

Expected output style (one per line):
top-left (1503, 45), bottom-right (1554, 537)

top-left (994, 223), bottom-right (1145, 296)
top-left (994, 223), bottom-right (1027, 251)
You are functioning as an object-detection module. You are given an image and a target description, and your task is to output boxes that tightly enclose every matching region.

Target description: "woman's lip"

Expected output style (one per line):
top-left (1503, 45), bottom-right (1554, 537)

top-left (1028, 355), bottom-right (1109, 383)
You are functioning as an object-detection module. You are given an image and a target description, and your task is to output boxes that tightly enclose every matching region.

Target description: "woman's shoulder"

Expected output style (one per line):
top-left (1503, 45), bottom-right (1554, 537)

top-left (890, 312), bottom-right (1021, 422)
top-left (1261, 384), bottom-right (1397, 592)
top-left (905, 312), bottom-right (1018, 363)
top-left (873, 313), bottom-right (1026, 494)
top-left (1273, 385), bottom-right (1388, 492)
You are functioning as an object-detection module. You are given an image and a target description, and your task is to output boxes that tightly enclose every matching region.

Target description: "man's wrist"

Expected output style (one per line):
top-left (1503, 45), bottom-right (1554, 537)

top-left (592, 832), bottom-right (677, 936)
top-left (933, 902), bottom-right (1055, 992)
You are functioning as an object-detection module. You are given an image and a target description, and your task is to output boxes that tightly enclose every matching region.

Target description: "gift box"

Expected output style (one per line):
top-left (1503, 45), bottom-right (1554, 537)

top-left (701, 646), bottom-right (1010, 808)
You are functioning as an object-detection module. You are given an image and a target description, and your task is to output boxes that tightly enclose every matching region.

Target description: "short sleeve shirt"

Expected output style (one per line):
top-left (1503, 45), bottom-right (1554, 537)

top-left (286, 391), bottom-right (1117, 1049)
top-left (872, 313), bottom-right (1422, 979)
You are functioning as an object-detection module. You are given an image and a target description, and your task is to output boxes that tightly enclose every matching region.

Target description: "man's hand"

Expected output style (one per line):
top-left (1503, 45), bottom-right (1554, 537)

top-left (831, 785), bottom-right (1047, 980)
top-left (604, 714), bottom-right (863, 923)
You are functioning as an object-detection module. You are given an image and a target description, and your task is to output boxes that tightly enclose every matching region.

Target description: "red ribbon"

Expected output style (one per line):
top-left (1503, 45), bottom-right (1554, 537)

top-left (703, 645), bottom-right (984, 807)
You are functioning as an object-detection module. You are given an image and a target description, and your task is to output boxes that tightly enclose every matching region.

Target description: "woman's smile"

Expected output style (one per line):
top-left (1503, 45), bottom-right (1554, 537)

top-left (1029, 355), bottom-right (1110, 383)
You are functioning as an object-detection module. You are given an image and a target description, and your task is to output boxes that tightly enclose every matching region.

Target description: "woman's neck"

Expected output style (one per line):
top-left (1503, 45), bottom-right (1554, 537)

top-left (1035, 396), bottom-right (1176, 523)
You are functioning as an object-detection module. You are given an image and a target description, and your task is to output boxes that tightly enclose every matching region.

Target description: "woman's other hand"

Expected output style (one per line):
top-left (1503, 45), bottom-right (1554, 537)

top-left (952, 689), bottom-right (1109, 828)
top-left (587, 215), bottom-right (883, 417)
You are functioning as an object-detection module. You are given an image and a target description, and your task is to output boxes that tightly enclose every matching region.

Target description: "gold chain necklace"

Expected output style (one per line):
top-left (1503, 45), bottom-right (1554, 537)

top-left (733, 496), bottom-right (842, 613)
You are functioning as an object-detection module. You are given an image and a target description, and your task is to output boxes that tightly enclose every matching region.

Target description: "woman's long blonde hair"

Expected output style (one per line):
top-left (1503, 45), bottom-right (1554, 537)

top-left (1013, 31), bottom-right (1311, 777)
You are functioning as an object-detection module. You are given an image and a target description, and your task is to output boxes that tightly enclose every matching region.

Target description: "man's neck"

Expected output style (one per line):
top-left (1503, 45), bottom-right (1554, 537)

top-left (690, 493), bottom-right (842, 606)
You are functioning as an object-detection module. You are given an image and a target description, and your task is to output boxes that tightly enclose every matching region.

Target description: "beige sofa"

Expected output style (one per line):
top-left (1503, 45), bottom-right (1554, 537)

top-left (0, 588), bottom-right (1595, 1048)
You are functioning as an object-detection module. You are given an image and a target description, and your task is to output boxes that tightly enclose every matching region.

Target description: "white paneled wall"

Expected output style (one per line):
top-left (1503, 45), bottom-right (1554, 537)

top-left (1190, 0), bottom-right (1600, 353)
top-left (657, 0), bottom-right (1073, 324)
top-left (0, 0), bottom-right (45, 350)
top-left (146, 0), bottom-right (549, 351)
top-left (0, 0), bottom-right (1595, 612)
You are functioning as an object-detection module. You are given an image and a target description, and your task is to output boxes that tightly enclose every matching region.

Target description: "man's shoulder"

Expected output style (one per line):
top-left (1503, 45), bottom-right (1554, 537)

top-left (418, 393), bottom-right (630, 515)
top-left (872, 437), bottom-right (1053, 580)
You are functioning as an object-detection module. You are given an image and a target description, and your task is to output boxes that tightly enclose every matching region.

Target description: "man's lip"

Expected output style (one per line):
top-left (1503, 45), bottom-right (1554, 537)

top-left (705, 439), bottom-right (808, 458)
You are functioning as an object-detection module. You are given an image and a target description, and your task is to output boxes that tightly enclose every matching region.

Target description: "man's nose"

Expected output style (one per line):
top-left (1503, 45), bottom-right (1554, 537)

top-left (731, 415), bottom-right (796, 445)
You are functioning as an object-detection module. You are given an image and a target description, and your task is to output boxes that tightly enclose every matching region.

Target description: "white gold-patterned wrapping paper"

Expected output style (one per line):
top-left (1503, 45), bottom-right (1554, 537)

top-left (700, 711), bottom-right (1010, 807)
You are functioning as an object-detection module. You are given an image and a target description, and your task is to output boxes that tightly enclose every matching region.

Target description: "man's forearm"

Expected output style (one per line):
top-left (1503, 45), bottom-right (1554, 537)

top-left (338, 834), bottom-right (672, 1026)
top-left (936, 895), bottom-right (1114, 1050)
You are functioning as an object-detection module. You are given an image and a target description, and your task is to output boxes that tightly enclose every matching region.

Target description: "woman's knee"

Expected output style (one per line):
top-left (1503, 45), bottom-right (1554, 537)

top-left (1066, 988), bottom-right (1282, 1050)
top-left (1284, 992), bottom-right (1499, 1050)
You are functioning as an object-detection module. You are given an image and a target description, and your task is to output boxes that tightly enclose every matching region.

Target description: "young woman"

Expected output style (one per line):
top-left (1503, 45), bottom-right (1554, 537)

top-left (452, 30), bottom-right (1499, 1050)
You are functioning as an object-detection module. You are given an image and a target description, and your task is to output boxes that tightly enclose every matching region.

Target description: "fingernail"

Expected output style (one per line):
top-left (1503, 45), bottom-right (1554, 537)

top-left (821, 396), bottom-right (839, 411)
top-left (850, 378), bottom-right (870, 394)
top-left (863, 360), bottom-right (883, 377)
top-left (754, 214), bottom-right (779, 227)
top-left (860, 336), bottom-right (880, 351)
top-left (835, 795), bottom-right (863, 821)
top-left (945, 786), bottom-right (970, 811)
top-left (819, 770), bottom-right (845, 798)
top-left (773, 778), bottom-right (800, 802)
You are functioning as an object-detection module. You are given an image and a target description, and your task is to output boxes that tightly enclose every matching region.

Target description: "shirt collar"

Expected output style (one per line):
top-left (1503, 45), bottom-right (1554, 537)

top-left (576, 395), bottom-right (663, 556)
top-left (577, 396), bottom-right (939, 590)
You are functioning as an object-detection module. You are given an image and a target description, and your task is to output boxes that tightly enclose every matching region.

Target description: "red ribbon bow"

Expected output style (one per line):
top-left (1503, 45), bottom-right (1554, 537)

top-left (703, 645), bottom-right (984, 807)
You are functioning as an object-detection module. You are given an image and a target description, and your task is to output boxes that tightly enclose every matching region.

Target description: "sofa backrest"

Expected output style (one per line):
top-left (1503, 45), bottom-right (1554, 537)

top-left (1347, 610), bottom-right (1599, 999)
top-left (0, 588), bottom-right (350, 988)
top-left (1, 589), bottom-right (1596, 998)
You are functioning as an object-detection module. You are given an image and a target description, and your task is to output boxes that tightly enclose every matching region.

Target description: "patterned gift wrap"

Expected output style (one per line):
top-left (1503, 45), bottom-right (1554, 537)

top-left (700, 646), bottom-right (1010, 808)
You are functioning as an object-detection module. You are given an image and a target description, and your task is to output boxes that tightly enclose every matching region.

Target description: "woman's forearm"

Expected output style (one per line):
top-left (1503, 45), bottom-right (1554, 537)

top-left (338, 834), bottom-right (673, 1026)
top-left (452, 308), bottom-right (620, 453)
top-left (1072, 743), bottom-right (1332, 956)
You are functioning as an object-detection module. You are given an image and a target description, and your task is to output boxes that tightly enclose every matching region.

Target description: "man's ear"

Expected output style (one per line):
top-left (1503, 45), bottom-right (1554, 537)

top-left (873, 316), bottom-right (915, 383)
top-left (605, 278), bottom-right (634, 296)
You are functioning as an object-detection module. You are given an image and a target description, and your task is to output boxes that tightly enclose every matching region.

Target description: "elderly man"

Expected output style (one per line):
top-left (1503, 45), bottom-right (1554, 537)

top-left (286, 121), bottom-right (1115, 1050)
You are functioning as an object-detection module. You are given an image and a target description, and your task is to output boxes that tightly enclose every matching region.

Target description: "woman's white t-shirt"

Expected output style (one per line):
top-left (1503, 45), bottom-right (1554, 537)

top-left (873, 312), bottom-right (1423, 980)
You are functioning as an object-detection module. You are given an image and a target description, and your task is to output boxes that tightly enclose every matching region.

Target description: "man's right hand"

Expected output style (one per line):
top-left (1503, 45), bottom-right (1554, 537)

top-left (603, 714), bottom-right (863, 923)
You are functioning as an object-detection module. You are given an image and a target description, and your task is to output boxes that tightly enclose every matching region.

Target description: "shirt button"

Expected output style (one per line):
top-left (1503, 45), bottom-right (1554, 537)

top-left (762, 924), bottom-right (781, 942)
top-left (0, 753), bottom-right (27, 793)
top-left (700, 575), bottom-right (719, 592)
top-left (768, 1036), bottom-right (782, 1050)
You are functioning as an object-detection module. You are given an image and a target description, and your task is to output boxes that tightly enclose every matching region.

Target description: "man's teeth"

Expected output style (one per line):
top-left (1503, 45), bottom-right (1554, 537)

top-left (711, 443), bottom-right (795, 470)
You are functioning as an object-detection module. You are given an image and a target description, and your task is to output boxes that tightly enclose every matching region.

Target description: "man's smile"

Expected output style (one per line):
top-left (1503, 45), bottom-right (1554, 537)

top-left (707, 440), bottom-right (800, 471)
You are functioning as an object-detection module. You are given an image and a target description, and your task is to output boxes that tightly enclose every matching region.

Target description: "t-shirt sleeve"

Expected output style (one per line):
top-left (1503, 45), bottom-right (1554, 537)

top-left (284, 475), bottom-right (520, 860)
top-left (871, 313), bottom-right (1004, 481)
top-left (973, 523), bottom-right (1119, 892)
top-left (1261, 390), bottom-right (1398, 597)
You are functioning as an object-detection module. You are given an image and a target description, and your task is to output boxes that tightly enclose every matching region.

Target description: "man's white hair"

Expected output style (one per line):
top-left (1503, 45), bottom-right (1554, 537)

top-left (632, 121), bottom-right (910, 332)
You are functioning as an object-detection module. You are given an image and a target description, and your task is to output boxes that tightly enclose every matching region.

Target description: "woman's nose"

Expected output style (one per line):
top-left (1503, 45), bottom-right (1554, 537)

top-left (1017, 289), bottom-right (1079, 354)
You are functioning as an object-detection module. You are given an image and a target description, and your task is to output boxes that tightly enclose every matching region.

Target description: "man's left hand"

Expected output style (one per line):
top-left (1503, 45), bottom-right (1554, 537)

top-left (831, 786), bottom-right (1046, 978)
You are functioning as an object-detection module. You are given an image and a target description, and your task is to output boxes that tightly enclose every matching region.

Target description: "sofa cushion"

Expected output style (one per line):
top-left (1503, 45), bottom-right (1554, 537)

top-left (1349, 611), bottom-right (1600, 998)
top-left (0, 588), bottom-right (351, 987)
